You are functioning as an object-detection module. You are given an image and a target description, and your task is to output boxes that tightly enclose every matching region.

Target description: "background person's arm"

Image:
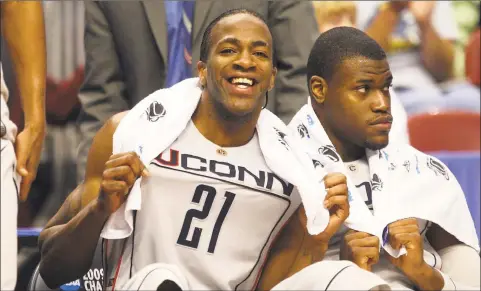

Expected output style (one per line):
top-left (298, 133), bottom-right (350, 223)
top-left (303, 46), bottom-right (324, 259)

top-left (410, 1), bottom-right (455, 82)
top-left (1, 1), bottom-right (47, 201)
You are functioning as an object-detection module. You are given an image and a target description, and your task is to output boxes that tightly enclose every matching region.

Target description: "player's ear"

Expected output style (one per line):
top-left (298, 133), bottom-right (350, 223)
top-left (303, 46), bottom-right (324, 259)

top-left (197, 61), bottom-right (207, 88)
top-left (268, 66), bottom-right (277, 91)
top-left (310, 75), bottom-right (328, 105)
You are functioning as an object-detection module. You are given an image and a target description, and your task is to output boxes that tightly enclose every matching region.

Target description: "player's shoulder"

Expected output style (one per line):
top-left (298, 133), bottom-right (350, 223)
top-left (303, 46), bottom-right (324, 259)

top-left (100, 110), bottom-right (130, 140)
top-left (110, 111), bottom-right (129, 128)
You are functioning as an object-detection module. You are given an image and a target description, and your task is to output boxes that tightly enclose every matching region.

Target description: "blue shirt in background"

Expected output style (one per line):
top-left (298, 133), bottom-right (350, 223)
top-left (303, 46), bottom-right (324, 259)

top-left (164, 1), bottom-right (194, 88)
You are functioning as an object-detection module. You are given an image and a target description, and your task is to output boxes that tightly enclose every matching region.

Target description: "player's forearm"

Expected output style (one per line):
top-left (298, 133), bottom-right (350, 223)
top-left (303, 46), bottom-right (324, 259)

top-left (39, 200), bottom-right (110, 288)
top-left (364, 4), bottom-right (401, 52)
top-left (418, 20), bottom-right (454, 82)
top-left (286, 237), bottom-right (328, 278)
top-left (1, 1), bottom-right (46, 125)
top-left (257, 214), bottom-right (329, 290)
top-left (257, 209), bottom-right (307, 290)
top-left (406, 262), bottom-right (445, 291)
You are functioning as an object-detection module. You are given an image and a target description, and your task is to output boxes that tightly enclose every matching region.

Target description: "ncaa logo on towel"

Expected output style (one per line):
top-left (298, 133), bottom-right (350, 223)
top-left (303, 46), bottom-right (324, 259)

top-left (145, 101), bottom-right (166, 122)
top-left (297, 123), bottom-right (310, 138)
top-left (371, 173), bottom-right (383, 191)
top-left (388, 162), bottom-right (396, 171)
top-left (274, 128), bottom-right (290, 150)
top-left (318, 145), bottom-right (340, 162)
top-left (426, 157), bottom-right (449, 180)
top-left (0, 121), bottom-right (6, 137)
top-left (60, 279), bottom-right (81, 291)
top-left (312, 159), bottom-right (324, 168)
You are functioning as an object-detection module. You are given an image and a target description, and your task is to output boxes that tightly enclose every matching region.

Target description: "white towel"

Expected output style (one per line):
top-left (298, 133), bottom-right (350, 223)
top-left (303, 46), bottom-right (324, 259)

top-left (100, 78), bottom-right (334, 240)
top-left (289, 101), bottom-right (480, 254)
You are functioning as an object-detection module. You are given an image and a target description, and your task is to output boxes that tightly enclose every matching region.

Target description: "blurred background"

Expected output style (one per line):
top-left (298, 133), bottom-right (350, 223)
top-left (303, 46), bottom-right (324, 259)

top-left (1, 1), bottom-right (479, 290)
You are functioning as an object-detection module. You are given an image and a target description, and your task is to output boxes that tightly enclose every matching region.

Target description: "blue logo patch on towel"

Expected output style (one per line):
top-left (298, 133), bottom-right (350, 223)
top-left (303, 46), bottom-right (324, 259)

top-left (307, 114), bottom-right (314, 126)
top-left (347, 189), bottom-right (353, 202)
top-left (415, 155), bottom-right (421, 174)
top-left (382, 226), bottom-right (389, 246)
top-left (383, 151), bottom-right (389, 160)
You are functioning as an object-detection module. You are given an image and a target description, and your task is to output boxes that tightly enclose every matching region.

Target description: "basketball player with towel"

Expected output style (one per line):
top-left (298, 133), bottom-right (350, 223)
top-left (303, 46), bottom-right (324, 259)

top-left (275, 27), bottom-right (479, 290)
top-left (38, 9), bottom-right (390, 291)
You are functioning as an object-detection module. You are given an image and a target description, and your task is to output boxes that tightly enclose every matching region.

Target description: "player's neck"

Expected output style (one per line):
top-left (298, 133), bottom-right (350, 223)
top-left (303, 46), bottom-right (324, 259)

top-left (315, 110), bottom-right (365, 162)
top-left (192, 95), bottom-right (259, 148)
top-left (321, 122), bottom-right (365, 162)
top-left (333, 139), bottom-right (365, 162)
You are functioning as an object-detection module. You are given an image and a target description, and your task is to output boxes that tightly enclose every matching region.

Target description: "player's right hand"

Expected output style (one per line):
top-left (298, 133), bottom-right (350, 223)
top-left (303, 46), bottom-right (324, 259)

top-left (340, 229), bottom-right (380, 271)
top-left (301, 173), bottom-right (350, 243)
top-left (320, 172), bottom-right (350, 239)
top-left (97, 152), bottom-right (149, 215)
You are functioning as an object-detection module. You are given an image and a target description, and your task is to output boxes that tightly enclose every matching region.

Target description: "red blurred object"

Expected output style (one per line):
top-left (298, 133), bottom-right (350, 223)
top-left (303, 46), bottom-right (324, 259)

top-left (465, 28), bottom-right (480, 87)
top-left (408, 111), bottom-right (480, 152)
top-left (9, 66), bottom-right (83, 129)
top-left (45, 66), bottom-right (84, 121)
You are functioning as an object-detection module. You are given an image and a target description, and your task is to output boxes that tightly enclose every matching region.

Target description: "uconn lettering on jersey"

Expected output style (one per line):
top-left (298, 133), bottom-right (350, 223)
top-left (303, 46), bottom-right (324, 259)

top-left (153, 149), bottom-right (294, 196)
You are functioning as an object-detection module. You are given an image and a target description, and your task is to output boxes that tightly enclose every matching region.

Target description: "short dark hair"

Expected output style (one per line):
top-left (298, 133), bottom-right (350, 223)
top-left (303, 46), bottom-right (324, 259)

top-left (199, 8), bottom-right (270, 62)
top-left (307, 27), bottom-right (386, 85)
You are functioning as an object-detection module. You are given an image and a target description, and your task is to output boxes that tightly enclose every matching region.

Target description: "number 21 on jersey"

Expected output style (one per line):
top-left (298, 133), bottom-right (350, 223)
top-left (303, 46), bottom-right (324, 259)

top-left (177, 184), bottom-right (236, 254)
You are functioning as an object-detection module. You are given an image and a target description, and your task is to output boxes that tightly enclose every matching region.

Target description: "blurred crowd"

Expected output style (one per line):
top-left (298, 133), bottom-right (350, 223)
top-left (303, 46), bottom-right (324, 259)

top-left (0, 1), bottom-right (479, 289)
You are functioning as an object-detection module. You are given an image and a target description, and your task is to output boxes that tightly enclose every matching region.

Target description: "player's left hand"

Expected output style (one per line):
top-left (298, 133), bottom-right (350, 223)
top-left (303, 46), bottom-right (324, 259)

top-left (15, 122), bottom-right (46, 201)
top-left (386, 218), bottom-right (425, 275)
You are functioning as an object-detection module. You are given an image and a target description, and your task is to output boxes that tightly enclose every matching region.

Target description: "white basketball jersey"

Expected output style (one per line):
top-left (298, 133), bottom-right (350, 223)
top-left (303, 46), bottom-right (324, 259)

top-left (104, 120), bottom-right (301, 290)
top-left (1, 64), bottom-right (17, 142)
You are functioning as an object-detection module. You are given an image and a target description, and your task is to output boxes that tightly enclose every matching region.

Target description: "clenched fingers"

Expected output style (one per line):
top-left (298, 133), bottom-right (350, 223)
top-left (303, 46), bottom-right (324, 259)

top-left (347, 235), bottom-right (380, 248)
top-left (352, 246), bottom-right (380, 268)
top-left (324, 172), bottom-right (347, 189)
top-left (324, 184), bottom-right (349, 210)
top-left (101, 180), bottom-right (129, 196)
top-left (324, 182), bottom-right (348, 200)
top-left (389, 224), bottom-right (419, 236)
top-left (344, 231), bottom-right (372, 242)
top-left (104, 152), bottom-right (149, 177)
top-left (388, 218), bottom-right (418, 229)
top-left (389, 232), bottom-right (421, 250)
top-left (102, 165), bottom-right (137, 186)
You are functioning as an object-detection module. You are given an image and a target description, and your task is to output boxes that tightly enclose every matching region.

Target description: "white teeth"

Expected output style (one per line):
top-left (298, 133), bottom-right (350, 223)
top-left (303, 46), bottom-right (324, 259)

top-left (231, 77), bottom-right (253, 86)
